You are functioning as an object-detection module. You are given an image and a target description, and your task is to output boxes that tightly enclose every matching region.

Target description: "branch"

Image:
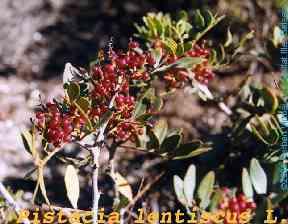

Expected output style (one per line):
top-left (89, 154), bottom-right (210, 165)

top-left (91, 81), bottom-right (121, 224)
top-left (0, 182), bottom-right (30, 224)
top-left (124, 172), bottom-right (165, 212)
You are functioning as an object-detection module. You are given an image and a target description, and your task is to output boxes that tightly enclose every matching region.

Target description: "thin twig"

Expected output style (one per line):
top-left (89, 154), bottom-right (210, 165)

top-left (124, 172), bottom-right (165, 212)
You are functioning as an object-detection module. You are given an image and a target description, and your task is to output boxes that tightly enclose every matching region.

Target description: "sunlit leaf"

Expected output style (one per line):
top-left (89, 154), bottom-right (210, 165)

top-left (63, 63), bottom-right (80, 84)
top-left (224, 28), bottom-right (233, 47)
top-left (67, 83), bottom-right (80, 102)
top-left (136, 127), bottom-right (149, 149)
top-left (209, 190), bottom-right (223, 212)
top-left (173, 141), bottom-right (211, 160)
top-left (163, 38), bottom-right (178, 55)
top-left (153, 57), bottom-right (204, 73)
top-left (21, 130), bottom-right (36, 157)
top-left (173, 175), bottom-right (187, 206)
top-left (197, 171), bottom-right (215, 209)
top-left (184, 164), bottom-right (196, 207)
top-left (150, 48), bottom-right (162, 68)
top-left (242, 168), bottom-right (254, 199)
top-left (272, 26), bottom-right (285, 47)
top-left (39, 168), bottom-right (50, 205)
top-left (133, 100), bottom-right (147, 119)
top-left (112, 172), bottom-right (133, 202)
top-left (76, 97), bottom-right (90, 113)
top-left (65, 165), bottom-right (80, 209)
top-left (250, 159), bottom-right (267, 194)
top-left (152, 119), bottom-right (168, 146)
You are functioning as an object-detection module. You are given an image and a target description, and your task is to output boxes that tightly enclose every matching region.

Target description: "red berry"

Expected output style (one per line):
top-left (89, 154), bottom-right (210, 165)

top-left (121, 82), bottom-right (129, 93)
top-left (116, 57), bottom-right (127, 69)
top-left (146, 53), bottom-right (155, 65)
top-left (63, 134), bottom-right (72, 142)
top-left (223, 187), bottom-right (230, 194)
top-left (129, 41), bottom-right (139, 49)
top-left (238, 201), bottom-right (247, 211)
top-left (49, 118), bottom-right (60, 129)
top-left (230, 203), bottom-right (239, 212)
top-left (238, 194), bottom-right (246, 202)
top-left (36, 111), bottom-right (45, 120)
top-left (219, 202), bottom-right (227, 210)
top-left (248, 202), bottom-right (257, 209)
top-left (104, 64), bottom-right (115, 73)
top-left (92, 66), bottom-right (103, 79)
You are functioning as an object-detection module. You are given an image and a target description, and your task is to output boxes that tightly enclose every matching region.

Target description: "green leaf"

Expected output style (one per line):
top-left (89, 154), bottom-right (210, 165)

top-left (21, 130), bottom-right (35, 157)
top-left (76, 97), bottom-right (90, 113)
top-left (173, 175), bottom-right (187, 206)
top-left (249, 114), bottom-right (281, 146)
top-left (143, 87), bottom-right (156, 99)
top-left (160, 129), bottom-right (182, 153)
top-left (174, 57), bottom-right (204, 69)
top-left (184, 41), bottom-right (193, 52)
top-left (163, 38), bottom-right (178, 55)
top-left (209, 49), bottom-right (218, 65)
top-left (133, 100), bottom-right (147, 119)
top-left (133, 88), bottom-right (157, 119)
top-left (197, 171), bottom-right (215, 209)
top-left (98, 110), bottom-right (113, 128)
top-left (152, 119), bottom-right (168, 146)
top-left (38, 168), bottom-right (50, 205)
top-left (262, 87), bottom-right (279, 113)
top-left (65, 165), bottom-right (80, 209)
top-left (242, 168), bottom-right (254, 199)
top-left (67, 83), bottom-right (80, 102)
top-left (176, 20), bottom-right (192, 36)
top-left (209, 190), bottom-right (223, 212)
top-left (250, 158), bottom-right (267, 194)
top-left (233, 30), bottom-right (254, 57)
top-left (183, 164), bottom-right (196, 207)
top-left (24, 168), bottom-right (37, 180)
top-left (172, 141), bottom-right (211, 160)
top-left (271, 192), bottom-right (288, 205)
top-left (224, 28), bottom-right (233, 47)
top-left (136, 127), bottom-right (148, 148)
top-left (272, 26), bottom-right (285, 47)
top-left (150, 48), bottom-right (162, 67)
top-left (112, 172), bottom-right (133, 202)
top-left (201, 9), bottom-right (215, 26)
top-left (178, 10), bottom-right (188, 21)
top-left (193, 10), bottom-right (205, 29)
top-left (153, 57), bottom-right (204, 73)
top-left (113, 194), bottom-right (129, 212)
top-left (152, 96), bottom-right (163, 111)
top-left (281, 74), bottom-right (288, 97)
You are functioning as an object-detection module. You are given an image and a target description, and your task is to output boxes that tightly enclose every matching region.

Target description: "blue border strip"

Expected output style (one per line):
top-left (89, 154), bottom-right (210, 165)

top-left (279, 7), bottom-right (288, 191)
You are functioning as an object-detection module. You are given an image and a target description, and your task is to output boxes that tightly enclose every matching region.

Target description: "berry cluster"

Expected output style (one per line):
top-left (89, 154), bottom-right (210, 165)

top-left (35, 103), bottom-right (75, 147)
top-left (90, 41), bottom-right (155, 100)
top-left (193, 62), bottom-right (215, 85)
top-left (34, 40), bottom-right (216, 146)
top-left (89, 41), bottom-right (153, 141)
top-left (160, 43), bottom-right (215, 87)
top-left (113, 122), bottom-right (143, 142)
top-left (217, 189), bottom-right (256, 224)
